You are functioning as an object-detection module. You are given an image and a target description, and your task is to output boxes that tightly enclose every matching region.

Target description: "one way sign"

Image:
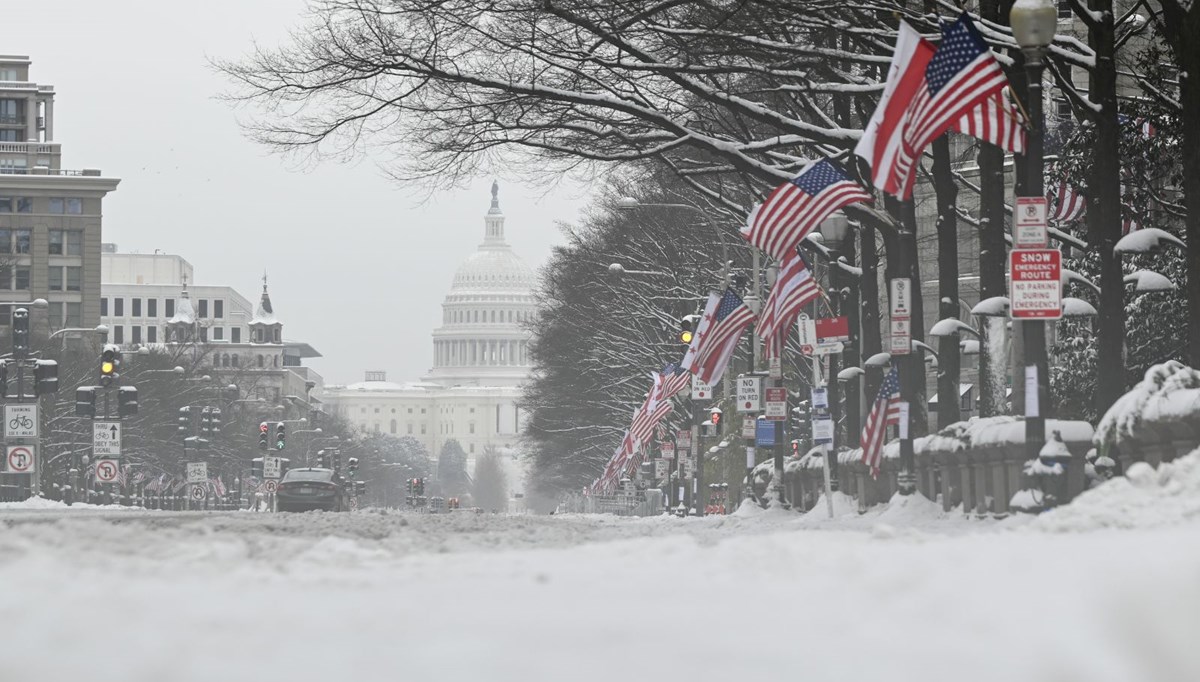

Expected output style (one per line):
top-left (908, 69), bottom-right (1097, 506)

top-left (93, 422), bottom-right (122, 457)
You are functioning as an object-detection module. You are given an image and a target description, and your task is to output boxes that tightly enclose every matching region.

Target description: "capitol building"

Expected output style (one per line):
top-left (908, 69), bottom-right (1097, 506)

top-left (322, 183), bottom-right (536, 474)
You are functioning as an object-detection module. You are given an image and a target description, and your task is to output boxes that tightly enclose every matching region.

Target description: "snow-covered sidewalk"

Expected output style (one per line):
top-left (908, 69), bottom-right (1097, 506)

top-left (1, 455), bottom-right (1198, 682)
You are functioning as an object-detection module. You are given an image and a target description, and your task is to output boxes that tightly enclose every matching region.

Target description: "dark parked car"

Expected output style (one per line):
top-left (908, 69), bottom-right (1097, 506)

top-left (277, 468), bottom-right (347, 512)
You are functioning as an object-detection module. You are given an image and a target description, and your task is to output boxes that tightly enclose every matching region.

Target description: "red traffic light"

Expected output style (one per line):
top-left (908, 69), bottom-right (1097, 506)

top-left (259, 422), bottom-right (269, 434)
top-left (711, 411), bottom-right (721, 425)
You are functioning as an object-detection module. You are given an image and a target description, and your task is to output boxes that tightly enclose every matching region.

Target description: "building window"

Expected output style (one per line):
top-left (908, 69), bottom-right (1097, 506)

top-left (1057, 0), bottom-right (1071, 18)
top-left (66, 303), bottom-right (81, 328)
top-left (147, 299), bottom-right (157, 317)
top-left (470, 443), bottom-right (475, 454)
top-left (390, 419), bottom-right (397, 434)
top-left (131, 326), bottom-right (142, 344)
top-left (16, 198), bottom-right (31, 213)
top-left (257, 355), bottom-right (264, 368)
top-left (407, 407), bottom-right (413, 414)
top-left (231, 354), bottom-right (239, 367)
top-left (113, 325), bottom-right (124, 344)
top-left (165, 299), bottom-right (174, 318)
top-left (0, 228), bottom-right (8, 253)
top-left (66, 266), bottom-right (81, 292)
top-left (214, 300), bottom-right (224, 318)
top-left (67, 231), bottom-right (82, 256)
top-left (469, 422), bottom-right (475, 434)
top-left (100, 297), bottom-right (108, 316)
top-left (232, 327), bottom-right (241, 343)
top-left (14, 229), bottom-right (30, 253)
top-left (48, 267), bottom-right (63, 291)
top-left (198, 299), bottom-right (208, 318)
top-left (421, 408), bottom-right (426, 414)
top-left (147, 326), bottom-right (157, 343)
top-left (131, 298), bottom-right (141, 316)
top-left (67, 198), bottom-right (82, 214)
top-left (420, 423), bottom-right (427, 435)
top-left (14, 266), bottom-right (29, 290)
top-left (0, 265), bottom-right (9, 290)
top-left (213, 327), bottom-right (224, 340)
top-left (47, 302), bottom-right (62, 328)
top-left (48, 229), bottom-right (64, 253)
top-left (407, 423), bottom-right (413, 434)
top-left (0, 199), bottom-right (9, 213)
top-left (374, 407), bottom-right (380, 414)
top-left (49, 198), bottom-right (64, 214)
top-left (199, 326), bottom-right (208, 342)
top-left (114, 298), bottom-right (124, 316)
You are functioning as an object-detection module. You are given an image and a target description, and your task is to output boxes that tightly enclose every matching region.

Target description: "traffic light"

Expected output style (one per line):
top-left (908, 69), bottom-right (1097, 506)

top-left (274, 422), bottom-right (286, 450)
top-left (209, 407), bottom-right (221, 433)
top-left (679, 314), bottom-right (701, 345)
top-left (710, 407), bottom-right (722, 427)
top-left (791, 439), bottom-right (800, 455)
top-left (100, 346), bottom-right (119, 388)
top-left (200, 407), bottom-right (212, 435)
top-left (316, 449), bottom-right (327, 468)
top-left (118, 386), bottom-right (139, 417)
top-left (258, 422), bottom-right (269, 450)
top-left (251, 458), bottom-right (264, 478)
top-left (34, 360), bottom-right (58, 395)
top-left (178, 406), bottom-right (191, 438)
top-left (75, 387), bottom-right (97, 418)
top-left (416, 478), bottom-right (425, 496)
top-left (346, 457), bottom-right (359, 479)
top-left (11, 308), bottom-right (29, 358)
top-left (0, 360), bottom-right (7, 398)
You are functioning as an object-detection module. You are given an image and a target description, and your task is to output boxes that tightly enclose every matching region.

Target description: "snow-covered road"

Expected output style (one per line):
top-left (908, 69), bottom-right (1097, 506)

top-left (1, 482), bottom-right (1198, 682)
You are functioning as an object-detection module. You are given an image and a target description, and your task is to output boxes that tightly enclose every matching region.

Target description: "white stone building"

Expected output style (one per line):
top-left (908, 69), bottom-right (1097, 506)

top-left (323, 183), bottom-right (535, 474)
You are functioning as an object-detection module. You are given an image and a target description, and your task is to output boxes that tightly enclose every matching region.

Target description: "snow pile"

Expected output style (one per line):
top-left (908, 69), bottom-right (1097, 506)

top-left (0, 497), bottom-right (144, 512)
top-left (1032, 448), bottom-right (1200, 532)
top-left (1096, 360), bottom-right (1200, 450)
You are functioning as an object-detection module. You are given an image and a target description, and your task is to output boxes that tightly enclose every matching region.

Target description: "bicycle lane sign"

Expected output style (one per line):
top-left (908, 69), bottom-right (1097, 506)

top-left (5, 405), bottom-right (38, 439)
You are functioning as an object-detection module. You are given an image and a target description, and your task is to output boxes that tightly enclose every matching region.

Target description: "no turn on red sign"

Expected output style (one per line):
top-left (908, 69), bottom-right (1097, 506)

top-left (1010, 249), bottom-right (1062, 320)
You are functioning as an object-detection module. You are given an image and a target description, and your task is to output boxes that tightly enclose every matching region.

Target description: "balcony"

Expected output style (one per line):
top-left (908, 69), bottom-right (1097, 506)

top-left (0, 141), bottom-right (59, 155)
top-left (0, 81), bottom-right (53, 93)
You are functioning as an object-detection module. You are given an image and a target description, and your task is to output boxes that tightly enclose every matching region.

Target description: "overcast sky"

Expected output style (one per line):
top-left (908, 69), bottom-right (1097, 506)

top-left (7, 0), bottom-right (589, 386)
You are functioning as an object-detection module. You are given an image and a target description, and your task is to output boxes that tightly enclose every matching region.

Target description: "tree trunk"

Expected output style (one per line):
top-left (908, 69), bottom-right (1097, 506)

top-left (931, 135), bottom-right (961, 428)
top-left (1088, 0), bottom-right (1126, 416)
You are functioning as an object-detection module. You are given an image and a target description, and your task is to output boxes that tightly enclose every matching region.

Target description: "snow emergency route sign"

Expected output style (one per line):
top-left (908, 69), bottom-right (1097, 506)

top-left (1010, 249), bottom-right (1062, 320)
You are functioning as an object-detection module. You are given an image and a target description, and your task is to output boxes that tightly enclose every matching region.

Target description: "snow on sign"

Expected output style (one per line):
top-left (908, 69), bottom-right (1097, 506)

top-left (95, 459), bottom-right (119, 483)
top-left (92, 422), bottom-right (122, 457)
top-left (4, 404), bottom-right (37, 439)
top-left (186, 462), bottom-right (208, 485)
top-left (1010, 249), bottom-right (1062, 319)
top-left (5, 445), bottom-right (35, 473)
top-left (736, 376), bottom-right (763, 412)
top-left (1014, 197), bottom-right (1048, 249)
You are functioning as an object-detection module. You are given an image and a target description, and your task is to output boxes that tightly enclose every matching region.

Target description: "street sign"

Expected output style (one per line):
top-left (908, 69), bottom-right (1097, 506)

top-left (691, 376), bottom-right (712, 401)
top-left (1010, 249), bottom-right (1063, 319)
top-left (680, 457), bottom-right (695, 478)
top-left (186, 462), bottom-right (208, 484)
top-left (890, 278), bottom-right (912, 317)
top-left (4, 404), bottom-right (37, 439)
top-left (816, 316), bottom-right (850, 343)
top-left (812, 417), bottom-right (834, 445)
top-left (95, 458), bottom-right (119, 483)
top-left (898, 401), bottom-right (911, 440)
top-left (1014, 197), bottom-right (1049, 249)
top-left (768, 356), bottom-right (782, 380)
top-left (661, 441), bottom-right (676, 459)
top-left (764, 387), bottom-right (787, 421)
top-left (811, 387), bottom-right (829, 409)
top-left (92, 422), bottom-right (122, 457)
top-left (736, 376), bottom-right (763, 412)
top-left (263, 479), bottom-right (279, 494)
top-left (755, 419), bottom-right (777, 447)
top-left (889, 318), bottom-right (911, 355)
top-left (190, 484), bottom-right (207, 502)
top-left (654, 458), bottom-right (669, 479)
top-left (813, 341), bottom-right (845, 356)
top-left (349, 497), bottom-right (359, 511)
top-left (797, 315), bottom-right (818, 355)
top-left (263, 456), bottom-right (282, 479)
top-left (741, 416), bottom-right (756, 440)
top-left (5, 445), bottom-right (34, 473)
top-left (675, 429), bottom-right (691, 451)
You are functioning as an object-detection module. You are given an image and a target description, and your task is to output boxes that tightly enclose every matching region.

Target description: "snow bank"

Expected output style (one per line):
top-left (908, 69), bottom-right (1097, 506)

top-left (1032, 448), bottom-right (1200, 532)
top-left (1096, 361), bottom-right (1200, 450)
top-left (0, 497), bottom-right (144, 512)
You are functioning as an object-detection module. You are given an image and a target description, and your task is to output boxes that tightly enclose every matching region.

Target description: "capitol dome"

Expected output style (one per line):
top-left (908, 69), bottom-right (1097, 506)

top-left (425, 182), bottom-right (538, 388)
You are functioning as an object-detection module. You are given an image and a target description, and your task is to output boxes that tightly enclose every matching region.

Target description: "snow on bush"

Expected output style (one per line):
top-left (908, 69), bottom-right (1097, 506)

top-left (1031, 448), bottom-right (1200, 532)
top-left (1095, 360), bottom-right (1200, 449)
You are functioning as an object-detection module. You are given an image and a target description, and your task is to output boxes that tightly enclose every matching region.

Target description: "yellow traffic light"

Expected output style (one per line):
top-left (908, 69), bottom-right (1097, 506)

top-left (680, 329), bottom-right (693, 344)
top-left (101, 361), bottom-right (115, 374)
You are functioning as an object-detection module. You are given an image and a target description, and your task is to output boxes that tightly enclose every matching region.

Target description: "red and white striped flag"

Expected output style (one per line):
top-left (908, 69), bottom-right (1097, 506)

top-left (684, 289), bottom-right (756, 385)
top-left (1049, 179), bottom-right (1086, 223)
top-left (759, 250), bottom-right (822, 357)
top-left (952, 88), bottom-right (1027, 153)
top-left (856, 22), bottom-right (936, 196)
top-left (861, 367), bottom-right (902, 478)
top-left (891, 14), bottom-right (1013, 198)
top-left (742, 160), bottom-right (872, 261)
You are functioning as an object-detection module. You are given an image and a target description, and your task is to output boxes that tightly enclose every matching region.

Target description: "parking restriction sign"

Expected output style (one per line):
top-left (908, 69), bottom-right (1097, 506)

top-left (1010, 249), bottom-right (1062, 319)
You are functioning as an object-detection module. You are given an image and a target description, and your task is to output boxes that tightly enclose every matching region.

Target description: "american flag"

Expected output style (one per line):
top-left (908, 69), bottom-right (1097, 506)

top-left (952, 88), bottom-right (1027, 153)
top-left (132, 471), bottom-right (146, 486)
top-left (1122, 205), bottom-right (1141, 235)
top-left (684, 288), bottom-right (757, 385)
top-left (628, 374), bottom-right (662, 444)
top-left (893, 14), bottom-right (1011, 198)
top-left (657, 363), bottom-right (691, 402)
top-left (759, 249), bottom-right (822, 357)
top-left (742, 160), bottom-right (872, 261)
top-left (1049, 178), bottom-right (1086, 223)
top-left (861, 367), bottom-right (902, 478)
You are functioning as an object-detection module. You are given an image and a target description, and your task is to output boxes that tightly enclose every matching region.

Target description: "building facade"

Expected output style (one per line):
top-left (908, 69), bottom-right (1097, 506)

top-left (0, 55), bottom-right (118, 332)
top-left (323, 183), bottom-right (534, 472)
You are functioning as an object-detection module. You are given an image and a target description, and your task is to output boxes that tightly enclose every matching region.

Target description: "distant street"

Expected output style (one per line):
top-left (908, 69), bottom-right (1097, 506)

top-left (1, 503), bottom-right (1197, 682)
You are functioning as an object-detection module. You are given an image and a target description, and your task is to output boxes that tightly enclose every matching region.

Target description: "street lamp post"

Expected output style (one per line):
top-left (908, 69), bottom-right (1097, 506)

top-left (1011, 0), bottom-right (1058, 468)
